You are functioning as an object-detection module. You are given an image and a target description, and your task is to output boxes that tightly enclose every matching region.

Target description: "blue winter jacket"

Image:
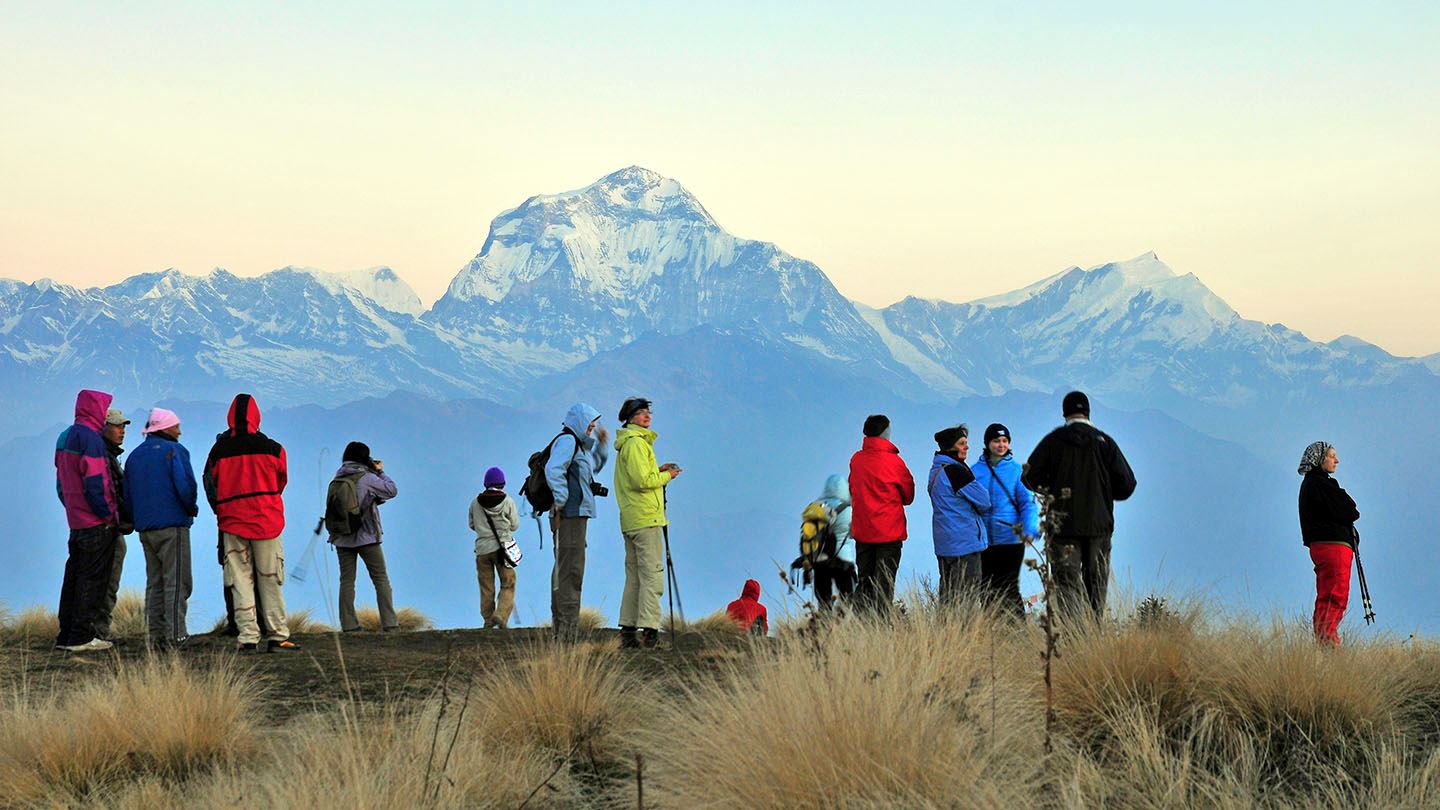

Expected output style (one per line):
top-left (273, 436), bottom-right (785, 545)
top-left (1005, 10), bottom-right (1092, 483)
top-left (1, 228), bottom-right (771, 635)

top-left (544, 403), bottom-right (611, 519)
top-left (971, 452), bottom-right (1040, 545)
top-left (123, 434), bottom-right (199, 531)
top-left (928, 452), bottom-right (991, 557)
top-left (817, 474), bottom-right (855, 565)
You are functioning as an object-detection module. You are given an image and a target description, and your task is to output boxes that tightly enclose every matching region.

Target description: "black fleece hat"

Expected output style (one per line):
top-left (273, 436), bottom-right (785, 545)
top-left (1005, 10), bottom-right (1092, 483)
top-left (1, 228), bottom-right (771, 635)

top-left (618, 397), bottom-right (652, 424)
top-left (862, 414), bottom-right (890, 438)
top-left (342, 441), bottom-right (372, 465)
top-left (1062, 390), bottom-right (1090, 417)
top-left (984, 423), bottom-right (1010, 444)
top-left (934, 424), bottom-right (967, 450)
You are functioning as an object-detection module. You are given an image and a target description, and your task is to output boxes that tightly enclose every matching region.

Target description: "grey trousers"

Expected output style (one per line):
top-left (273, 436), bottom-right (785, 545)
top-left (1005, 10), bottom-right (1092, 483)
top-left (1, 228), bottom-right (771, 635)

top-left (94, 533), bottom-right (127, 638)
top-left (1051, 533), bottom-right (1112, 623)
top-left (338, 543), bottom-right (397, 631)
top-left (937, 551), bottom-right (984, 606)
top-left (140, 526), bottom-right (193, 644)
top-left (550, 515), bottom-right (589, 638)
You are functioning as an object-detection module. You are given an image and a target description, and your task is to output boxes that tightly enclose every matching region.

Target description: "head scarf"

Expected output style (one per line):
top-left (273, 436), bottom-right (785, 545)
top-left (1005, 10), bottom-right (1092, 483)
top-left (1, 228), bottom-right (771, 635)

top-left (1297, 441), bottom-right (1332, 476)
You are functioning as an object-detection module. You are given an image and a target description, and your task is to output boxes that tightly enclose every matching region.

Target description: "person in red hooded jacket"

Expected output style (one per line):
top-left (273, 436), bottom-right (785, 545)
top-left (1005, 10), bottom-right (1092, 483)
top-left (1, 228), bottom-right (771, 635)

top-left (203, 393), bottom-right (298, 653)
top-left (726, 579), bottom-right (768, 635)
top-left (848, 414), bottom-right (915, 614)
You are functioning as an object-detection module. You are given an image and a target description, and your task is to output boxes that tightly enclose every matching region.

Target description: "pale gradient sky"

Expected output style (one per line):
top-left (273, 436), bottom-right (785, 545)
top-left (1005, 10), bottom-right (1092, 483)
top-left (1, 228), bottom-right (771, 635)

top-left (3, 2), bottom-right (1438, 354)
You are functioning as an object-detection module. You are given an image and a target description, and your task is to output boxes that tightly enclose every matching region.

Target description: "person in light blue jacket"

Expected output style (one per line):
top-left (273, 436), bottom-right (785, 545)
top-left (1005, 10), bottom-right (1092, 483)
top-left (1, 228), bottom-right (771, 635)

top-left (972, 423), bottom-right (1040, 621)
top-left (813, 474), bottom-right (856, 608)
top-left (543, 402), bottom-right (610, 640)
top-left (928, 425), bottom-right (990, 605)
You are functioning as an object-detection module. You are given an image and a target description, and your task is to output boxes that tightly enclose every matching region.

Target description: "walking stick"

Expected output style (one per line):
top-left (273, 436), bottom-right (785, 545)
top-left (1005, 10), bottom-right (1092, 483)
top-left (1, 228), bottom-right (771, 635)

top-left (1354, 549), bottom-right (1376, 626)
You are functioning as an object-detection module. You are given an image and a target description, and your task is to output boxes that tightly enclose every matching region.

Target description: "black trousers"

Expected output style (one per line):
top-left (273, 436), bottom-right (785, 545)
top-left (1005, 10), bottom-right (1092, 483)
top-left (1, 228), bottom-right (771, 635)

top-left (814, 561), bottom-right (856, 609)
top-left (980, 542), bottom-right (1026, 621)
top-left (56, 524), bottom-right (117, 646)
top-left (937, 552), bottom-right (983, 606)
top-left (855, 541), bottom-right (903, 613)
top-left (1050, 534), bottom-right (1112, 623)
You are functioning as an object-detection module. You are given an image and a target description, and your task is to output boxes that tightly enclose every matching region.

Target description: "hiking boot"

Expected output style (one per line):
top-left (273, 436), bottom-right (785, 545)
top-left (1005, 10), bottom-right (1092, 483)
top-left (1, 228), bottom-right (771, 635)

top-left (268, 639), bottom-right (301, 653)
top-left (641, 628), bottom-right (659, 649)
top-left (238, 642), bottom-right (260, 655)
top-left (619, 626), bottom-right (639, 649)
top-left (57, 637), bottom-right (114, 652)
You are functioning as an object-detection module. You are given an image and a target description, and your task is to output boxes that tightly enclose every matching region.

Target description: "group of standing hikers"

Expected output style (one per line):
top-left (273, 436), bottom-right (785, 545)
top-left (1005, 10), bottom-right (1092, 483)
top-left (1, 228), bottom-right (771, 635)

top-left (50, 385), bottom-right (1367, 653)
top-left (794, 390), bottom-right (1136, 626)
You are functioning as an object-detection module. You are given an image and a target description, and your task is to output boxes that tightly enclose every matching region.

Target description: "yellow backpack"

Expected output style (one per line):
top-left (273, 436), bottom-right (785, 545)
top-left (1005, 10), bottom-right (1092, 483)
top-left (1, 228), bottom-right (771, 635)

top-left (799, 501), bottom-right (835, 565)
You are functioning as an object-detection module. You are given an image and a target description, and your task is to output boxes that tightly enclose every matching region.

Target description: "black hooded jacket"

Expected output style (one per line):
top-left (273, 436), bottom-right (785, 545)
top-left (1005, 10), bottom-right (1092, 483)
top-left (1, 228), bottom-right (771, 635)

top-left (1022, 420), bottom-right (1136, 537)
top-left (1298, 470), bottom-right (1359, 547)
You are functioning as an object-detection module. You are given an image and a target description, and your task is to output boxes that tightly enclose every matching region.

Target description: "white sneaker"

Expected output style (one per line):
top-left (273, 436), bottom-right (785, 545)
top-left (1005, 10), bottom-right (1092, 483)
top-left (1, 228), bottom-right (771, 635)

top-left (58, 638), bottom-right (114, 652)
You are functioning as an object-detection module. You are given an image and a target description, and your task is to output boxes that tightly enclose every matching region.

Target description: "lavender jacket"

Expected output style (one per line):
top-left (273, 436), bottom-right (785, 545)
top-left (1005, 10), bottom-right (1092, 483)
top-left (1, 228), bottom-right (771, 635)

top-left (327, 460), bottom-right (398, 549)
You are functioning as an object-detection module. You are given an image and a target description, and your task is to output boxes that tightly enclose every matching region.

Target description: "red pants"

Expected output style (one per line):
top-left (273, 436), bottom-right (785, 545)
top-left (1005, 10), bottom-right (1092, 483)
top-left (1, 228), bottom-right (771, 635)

top-left (1309, 543), bottom-right (1353, 645)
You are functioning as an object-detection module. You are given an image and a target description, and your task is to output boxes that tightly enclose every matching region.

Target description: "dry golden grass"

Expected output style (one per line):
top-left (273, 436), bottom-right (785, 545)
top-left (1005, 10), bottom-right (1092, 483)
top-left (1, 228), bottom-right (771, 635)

top-left (284, 608), bottom-right (335, 634)
top-left (354, 605), bottom-right (433, 632)
top-left (0, 658), bottom-right (259, 805)
top-left (474, 642), bottom-right (650, 767)
top-left (11, 600), bottom-right (1440, 808)
top-left (650, 609), bottom-right (1046, 808)
top-left (662, 609), bottom-right (746, 637)
top-left (577, 605), bottom-right (607, 632)
top-left (108, 589), bottom-right (148, 637)
top-left (0, 605), bottom-right (60, 647)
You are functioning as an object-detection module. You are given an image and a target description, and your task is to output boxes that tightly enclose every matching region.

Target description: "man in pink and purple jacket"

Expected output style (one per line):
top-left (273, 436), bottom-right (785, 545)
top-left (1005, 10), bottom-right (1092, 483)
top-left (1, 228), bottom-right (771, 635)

top-left (53, 389), bottom-right (122, 651)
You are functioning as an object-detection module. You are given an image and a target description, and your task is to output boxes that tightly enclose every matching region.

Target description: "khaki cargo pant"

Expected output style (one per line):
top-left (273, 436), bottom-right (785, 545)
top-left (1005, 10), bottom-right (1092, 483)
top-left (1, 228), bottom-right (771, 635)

top-left (222, 533), bottom-right (290, 645)
top-left (476, 551), bottom-right (516, 628)
top-left (619, 526), bottom-right (665, 630)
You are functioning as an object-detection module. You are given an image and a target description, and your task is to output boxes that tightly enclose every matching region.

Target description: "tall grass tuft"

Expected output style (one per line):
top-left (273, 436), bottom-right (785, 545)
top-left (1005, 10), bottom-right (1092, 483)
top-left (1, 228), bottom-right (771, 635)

top-left (354, 605), bottom-right (434, 632)
top-left (108, 589), bottom-right (148, 637)
top-left (473, 642), bottom-right (651, 769)
top-left (0, 658), bottom-right (259, 804)
top-left (651, 607), bottom-right (1046, 808)
top-left (578, 606), bottom-right (607, 632)
top-left (0, 605), bottom-right (60, 647)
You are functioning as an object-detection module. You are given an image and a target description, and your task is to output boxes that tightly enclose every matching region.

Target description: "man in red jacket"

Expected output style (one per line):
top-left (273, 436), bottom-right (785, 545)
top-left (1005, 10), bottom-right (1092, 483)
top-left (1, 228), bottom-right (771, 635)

top-left (848, 414), bottom-right (915, 614)
top-left (203, 394), bottom-right (298, 653)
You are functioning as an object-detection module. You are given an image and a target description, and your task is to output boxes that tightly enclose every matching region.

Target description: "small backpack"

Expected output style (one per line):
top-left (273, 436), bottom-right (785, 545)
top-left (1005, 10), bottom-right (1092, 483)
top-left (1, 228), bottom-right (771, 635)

top-left (324, 471), bottom-right (367, 536)
top-left (520, 429), bottom-right (580, 515)
top-left (799, 501), bottom-right (839, 567)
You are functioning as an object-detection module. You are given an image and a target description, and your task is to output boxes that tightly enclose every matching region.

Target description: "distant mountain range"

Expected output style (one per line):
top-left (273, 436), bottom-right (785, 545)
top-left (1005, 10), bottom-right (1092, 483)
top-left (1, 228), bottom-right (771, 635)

top-left (3, 167), bottom-right (1437, 634)
top-left (4, 167), bottom-right (1435, 441)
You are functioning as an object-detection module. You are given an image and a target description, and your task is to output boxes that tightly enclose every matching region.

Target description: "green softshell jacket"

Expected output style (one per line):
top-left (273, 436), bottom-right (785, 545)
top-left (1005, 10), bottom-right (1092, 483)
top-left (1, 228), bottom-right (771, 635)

top-left (614, 426), bottom-right (669, 532)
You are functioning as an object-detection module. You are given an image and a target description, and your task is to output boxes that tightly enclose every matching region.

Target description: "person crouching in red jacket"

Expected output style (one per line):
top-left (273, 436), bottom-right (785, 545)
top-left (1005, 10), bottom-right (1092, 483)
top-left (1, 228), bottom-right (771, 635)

top-left (726, 579), bottom-right (768, 635)
top-left (848, 414), bottom-right (915, 614)
top-left (204, 393), bottom-right (298, 654)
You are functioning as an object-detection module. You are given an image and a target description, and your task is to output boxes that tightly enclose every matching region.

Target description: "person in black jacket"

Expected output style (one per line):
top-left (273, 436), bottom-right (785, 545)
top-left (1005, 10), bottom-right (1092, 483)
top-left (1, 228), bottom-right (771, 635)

top-left (1297, 441), bottom-right (1359, 645)
top-left (1022, 391), bottom-right (1137, 623)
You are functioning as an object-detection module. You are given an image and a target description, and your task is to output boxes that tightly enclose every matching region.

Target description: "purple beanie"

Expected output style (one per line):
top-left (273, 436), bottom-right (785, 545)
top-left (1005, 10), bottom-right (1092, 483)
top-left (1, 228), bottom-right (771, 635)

top-left (484, 466), bottom-right (506, 489)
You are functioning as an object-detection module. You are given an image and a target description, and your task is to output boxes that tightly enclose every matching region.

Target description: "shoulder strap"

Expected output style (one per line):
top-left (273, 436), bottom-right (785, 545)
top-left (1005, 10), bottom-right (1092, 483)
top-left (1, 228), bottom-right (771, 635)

top-left (986, 457), bottom-right (1023, 514)
top-left (481, 506), bottom-right (502, 542)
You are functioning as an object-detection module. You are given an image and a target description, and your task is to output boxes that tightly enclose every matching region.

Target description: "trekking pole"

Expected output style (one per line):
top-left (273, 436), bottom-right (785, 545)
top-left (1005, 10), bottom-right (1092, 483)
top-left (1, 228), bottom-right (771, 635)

top-left (1354, 549), bottom-right (1376, 625)
top-left (663, 524), bottom-right (685, 649)
top-left (661, 488), bottom-right (686, 650)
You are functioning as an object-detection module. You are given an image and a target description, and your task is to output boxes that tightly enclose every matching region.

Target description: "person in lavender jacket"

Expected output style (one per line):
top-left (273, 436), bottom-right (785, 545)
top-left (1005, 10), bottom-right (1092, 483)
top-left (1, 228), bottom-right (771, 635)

top-left (328, 441), bottom-right (400, 632)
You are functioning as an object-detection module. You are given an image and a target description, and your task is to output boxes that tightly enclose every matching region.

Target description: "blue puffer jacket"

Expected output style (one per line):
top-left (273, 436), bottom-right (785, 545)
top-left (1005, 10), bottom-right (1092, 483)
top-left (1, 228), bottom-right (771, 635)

top-left (123, 434), bottom-right (200, 531)
top-left (971, 452), bottom-right (1040, 545)
top-left (545, 403), bottom-right (611, 519)
top-left (817, 474), bottom-right (855, 565)
top-left (928, 452), bottom-right (991, 557)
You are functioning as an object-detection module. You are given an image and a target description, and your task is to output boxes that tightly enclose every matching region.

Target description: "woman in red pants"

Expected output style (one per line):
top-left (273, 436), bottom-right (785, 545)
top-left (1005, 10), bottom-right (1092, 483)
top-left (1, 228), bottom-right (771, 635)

top-left (1297, 441), bottom-right (1360, 645)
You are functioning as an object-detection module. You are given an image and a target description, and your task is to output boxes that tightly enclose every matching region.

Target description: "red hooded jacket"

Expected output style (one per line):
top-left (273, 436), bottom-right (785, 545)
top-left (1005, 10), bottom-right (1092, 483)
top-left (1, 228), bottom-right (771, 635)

top-left (849, 436), bottom-right (915, 543)
top-left (204, 394), bottom-right (288, 540)
top-left (726, 579), bottom-right (768, 634)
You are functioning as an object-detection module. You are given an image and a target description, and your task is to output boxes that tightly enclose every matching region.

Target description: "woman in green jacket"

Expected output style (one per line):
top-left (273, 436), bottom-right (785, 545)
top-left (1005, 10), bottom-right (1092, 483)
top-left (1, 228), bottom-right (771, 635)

top-left (613, 397), bottom-right (681, 649)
